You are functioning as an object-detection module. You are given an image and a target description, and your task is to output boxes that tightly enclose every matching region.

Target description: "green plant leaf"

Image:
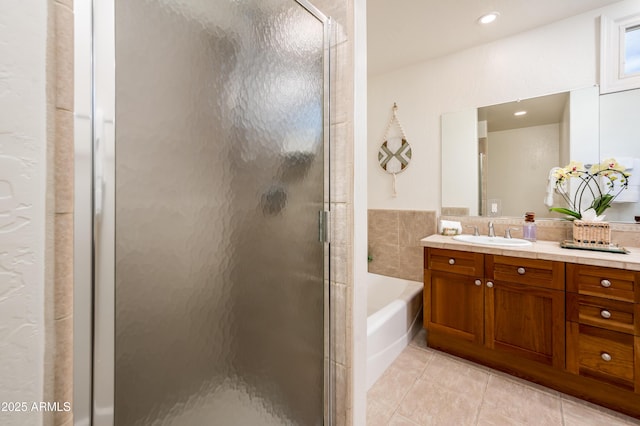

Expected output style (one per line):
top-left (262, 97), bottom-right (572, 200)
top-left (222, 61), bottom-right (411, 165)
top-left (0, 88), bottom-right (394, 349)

top-left (548, 207), bottom-right (581, 220)
top-left (591, 194), bottom-right (614, 216)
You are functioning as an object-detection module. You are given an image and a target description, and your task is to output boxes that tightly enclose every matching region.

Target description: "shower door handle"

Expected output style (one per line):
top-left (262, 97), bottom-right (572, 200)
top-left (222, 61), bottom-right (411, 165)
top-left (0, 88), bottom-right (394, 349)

top-left (319, 210), bottom-right (331, 243)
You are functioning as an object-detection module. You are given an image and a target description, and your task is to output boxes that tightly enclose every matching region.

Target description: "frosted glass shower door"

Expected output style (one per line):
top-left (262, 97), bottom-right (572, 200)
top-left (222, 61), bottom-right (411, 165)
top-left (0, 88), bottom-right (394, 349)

top-left (94, 0), bottom-right (331, 424)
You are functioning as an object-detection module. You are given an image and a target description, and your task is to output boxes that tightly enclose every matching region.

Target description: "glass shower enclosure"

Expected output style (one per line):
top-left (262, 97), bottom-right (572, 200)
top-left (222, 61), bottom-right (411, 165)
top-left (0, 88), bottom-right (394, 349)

top-left (77, 0), bottom-right (333, 424)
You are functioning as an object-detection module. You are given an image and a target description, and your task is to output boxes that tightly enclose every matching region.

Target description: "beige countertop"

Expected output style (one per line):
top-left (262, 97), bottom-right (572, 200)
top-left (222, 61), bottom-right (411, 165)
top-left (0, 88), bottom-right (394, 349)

top-left (420, 234), bottom-right (640, 271)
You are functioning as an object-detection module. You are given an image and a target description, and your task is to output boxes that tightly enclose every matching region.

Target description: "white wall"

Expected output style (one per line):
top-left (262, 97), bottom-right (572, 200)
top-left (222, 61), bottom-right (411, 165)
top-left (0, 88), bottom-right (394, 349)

top-left (368, 0), bottom-right (640, 211)
top-left (0, 1), bottom-right (47, 425)
top-left (441, 109), bottom-right (478, 215)
top-left (487, 124), bottom-right (560, 218)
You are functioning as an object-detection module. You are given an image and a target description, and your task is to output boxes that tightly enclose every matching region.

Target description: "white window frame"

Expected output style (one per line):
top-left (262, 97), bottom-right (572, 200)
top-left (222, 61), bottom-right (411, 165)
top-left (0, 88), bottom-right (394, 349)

top-left (601, 12), bottom-right (640, 94)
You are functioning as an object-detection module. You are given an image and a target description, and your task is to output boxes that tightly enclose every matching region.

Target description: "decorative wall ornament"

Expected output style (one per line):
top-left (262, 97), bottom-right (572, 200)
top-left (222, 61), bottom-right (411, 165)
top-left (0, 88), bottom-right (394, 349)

top-left (378, 103), bottom-right (412, 197)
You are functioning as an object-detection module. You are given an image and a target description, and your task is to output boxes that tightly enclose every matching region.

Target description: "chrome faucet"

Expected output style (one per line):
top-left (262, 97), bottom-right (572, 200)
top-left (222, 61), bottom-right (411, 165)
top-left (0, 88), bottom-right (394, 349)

top-left (504, 227), bottom-right (519, 239)
top-left (488, 221), bottom-right (495, 237)
top-left (465, 225), bottom-right (479, 236)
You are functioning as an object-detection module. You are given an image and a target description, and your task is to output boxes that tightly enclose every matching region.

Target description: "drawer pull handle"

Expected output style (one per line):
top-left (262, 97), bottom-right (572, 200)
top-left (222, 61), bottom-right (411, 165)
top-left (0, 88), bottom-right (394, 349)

top-left (601, 352), bottom-right (612, 362)
top-left (474, 279), bottom-right (482, 286)
top-left (517, 267), bottom-right (526, 275)
top-left (449, 258), bottom-right (455, 265)
top-left (600, 310), bottom-right (612, 319)
top-left (486, 281), bottom-right (494, 288)
top-left (600, 279), bottom-right (612, 288)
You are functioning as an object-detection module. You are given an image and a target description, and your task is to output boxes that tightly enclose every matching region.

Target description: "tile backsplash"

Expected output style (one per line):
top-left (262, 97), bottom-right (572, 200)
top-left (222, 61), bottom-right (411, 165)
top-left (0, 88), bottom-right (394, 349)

top-left (442, 215), bottom-right (640, 248)
top-left (369, 212), bottom-right (640, 283)
top-left (368, 210), bottom-right (437, 281)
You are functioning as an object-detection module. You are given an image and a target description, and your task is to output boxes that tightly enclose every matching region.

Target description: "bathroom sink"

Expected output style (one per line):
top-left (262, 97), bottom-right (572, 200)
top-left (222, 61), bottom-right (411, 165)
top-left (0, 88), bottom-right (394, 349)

top-left (453, 234), bottom-right (532, 247)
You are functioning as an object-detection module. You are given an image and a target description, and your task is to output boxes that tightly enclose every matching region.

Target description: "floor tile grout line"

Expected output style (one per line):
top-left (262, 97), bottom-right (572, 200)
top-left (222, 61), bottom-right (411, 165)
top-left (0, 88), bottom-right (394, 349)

top-left (387, 352), bottom-right (433, 424)
top-left (473, 371), bottom-right (492, 426)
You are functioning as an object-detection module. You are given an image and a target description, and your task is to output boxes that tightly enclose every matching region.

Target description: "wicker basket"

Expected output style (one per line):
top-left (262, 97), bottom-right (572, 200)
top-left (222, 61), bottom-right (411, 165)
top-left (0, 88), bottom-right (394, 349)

top-left (572, 220), bottom-right (611, 246)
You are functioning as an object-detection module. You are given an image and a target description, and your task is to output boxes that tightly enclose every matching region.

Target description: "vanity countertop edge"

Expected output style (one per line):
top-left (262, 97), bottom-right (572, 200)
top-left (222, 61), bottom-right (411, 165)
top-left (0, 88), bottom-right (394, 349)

top-left (420, 234), bottom-right (640, 271)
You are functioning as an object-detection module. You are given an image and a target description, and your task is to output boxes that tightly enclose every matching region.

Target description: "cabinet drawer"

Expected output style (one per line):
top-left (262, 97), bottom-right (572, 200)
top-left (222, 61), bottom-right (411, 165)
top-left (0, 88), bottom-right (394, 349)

top-left (567, 264), bottom-right (640, 303)
top-left (426, 248), bottom-right (484, 277)
top-left (566, 293), bottom-right (638, 335)
top-left (571, 324), bottom-right (635, 389)
top-left (487, 255), bottom-right (564, 290)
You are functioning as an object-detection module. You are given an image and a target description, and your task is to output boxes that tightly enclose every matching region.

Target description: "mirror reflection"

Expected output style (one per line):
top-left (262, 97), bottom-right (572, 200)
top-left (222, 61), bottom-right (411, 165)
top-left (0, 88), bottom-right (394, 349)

top-left (480, 92), bottom-right (569, 218)
top-left (441, 87), bottom-right (640, 222)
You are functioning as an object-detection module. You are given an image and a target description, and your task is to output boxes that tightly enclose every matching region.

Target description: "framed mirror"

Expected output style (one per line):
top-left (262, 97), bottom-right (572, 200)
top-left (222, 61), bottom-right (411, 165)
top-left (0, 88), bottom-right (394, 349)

top-left (441, 86), bottom-right (640, 223)
top-left (441, 86), bottom-right (599, 219)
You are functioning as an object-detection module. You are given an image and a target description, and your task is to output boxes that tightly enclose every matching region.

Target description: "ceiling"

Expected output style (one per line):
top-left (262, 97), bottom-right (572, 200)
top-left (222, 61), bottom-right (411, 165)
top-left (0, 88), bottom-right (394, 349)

top-left (367, 0), bottom-right (624, 76)
top-left (478, 92), bottom-right (569, 132)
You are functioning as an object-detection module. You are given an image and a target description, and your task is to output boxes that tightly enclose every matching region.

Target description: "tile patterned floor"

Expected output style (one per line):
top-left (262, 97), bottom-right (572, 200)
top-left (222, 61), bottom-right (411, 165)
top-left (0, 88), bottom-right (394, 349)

top-left (367, 330), bottom-right (640, 426)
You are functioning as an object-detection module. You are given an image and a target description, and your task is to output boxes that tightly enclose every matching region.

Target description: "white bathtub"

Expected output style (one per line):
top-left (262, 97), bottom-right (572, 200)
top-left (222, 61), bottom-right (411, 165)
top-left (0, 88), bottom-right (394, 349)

top-left (366, 273), bottom-right (423, 389)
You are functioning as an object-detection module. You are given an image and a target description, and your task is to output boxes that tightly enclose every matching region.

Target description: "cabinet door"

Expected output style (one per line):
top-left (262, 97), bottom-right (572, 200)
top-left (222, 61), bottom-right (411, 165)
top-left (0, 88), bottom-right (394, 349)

top-left (485, 280), bottom-right (565, 368)
top-left (425, 269), bottom-right (484, 344)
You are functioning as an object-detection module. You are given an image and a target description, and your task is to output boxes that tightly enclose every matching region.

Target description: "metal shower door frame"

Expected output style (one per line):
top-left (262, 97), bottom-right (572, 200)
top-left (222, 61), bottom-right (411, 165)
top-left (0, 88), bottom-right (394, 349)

top-left (73, 1), bottom-right (334, 424)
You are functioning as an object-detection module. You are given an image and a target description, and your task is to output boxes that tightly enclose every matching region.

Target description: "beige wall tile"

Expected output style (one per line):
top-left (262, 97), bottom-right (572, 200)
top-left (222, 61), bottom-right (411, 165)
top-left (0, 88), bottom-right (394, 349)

top-left (441, 207), bottom-right (470, 216)
top-left (55, 109), bottom-right (74, 213)
top-left (55, 0), bottom-right (73, 9)
top-left (331, 202), bottom-right (350, 245)
top-left (368, 242), bottom-right (400, 277)
top-left (368, 209), bottom-right (399, 245)
top-left (537, 226), bottom-right (570, 242)
top-left (331, 243), bottom-right (350, 285)
top-left (332, 41), bottom-right (352, 125)
top-left (368, 210), bottom-right (437, 281)
top-left (53, 316), bottom-right (73, 426)
top-left (332, 282), bottom-right (348, 366)
top-left (54, 213), bottom-right (73, 320)
top-left (331, 122), bottom-right (353, 203)
top-left (335, 363), bottom-right (350, 426)
top-left (399, 210), bottom-right (437, 247)
top-left (397, 246), bottom-right (423, 282)
top-left (55, 3), bottom-right (74, 111)
top-left (611, 229), bottom-right (640, 248)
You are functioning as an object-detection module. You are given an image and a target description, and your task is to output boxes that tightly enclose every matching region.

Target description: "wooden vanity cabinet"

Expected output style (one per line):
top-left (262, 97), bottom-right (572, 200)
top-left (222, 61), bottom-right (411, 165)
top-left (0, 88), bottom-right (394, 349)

top-left (424, 249), bottom-right (565, 368)
top-left (485, 255), bottom-right (565, 369)
top-left (424, 246), bottom-right (640, 418)
top-left (424, 248), bottom-right (484, 344)
top-left (565, 263), bottom-right (640, 392)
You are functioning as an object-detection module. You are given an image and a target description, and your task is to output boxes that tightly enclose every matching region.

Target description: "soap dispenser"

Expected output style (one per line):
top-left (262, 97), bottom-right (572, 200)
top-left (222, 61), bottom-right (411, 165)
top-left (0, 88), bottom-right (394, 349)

top-left (523, 212), bottom-right (537, 242)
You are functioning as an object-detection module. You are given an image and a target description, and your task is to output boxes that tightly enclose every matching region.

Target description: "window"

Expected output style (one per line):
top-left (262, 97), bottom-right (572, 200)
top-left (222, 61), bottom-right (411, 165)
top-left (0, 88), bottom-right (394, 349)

top-left (601, 13), bottom-right (640, 93)
top-left (624, 24), bottom-right (640, 75)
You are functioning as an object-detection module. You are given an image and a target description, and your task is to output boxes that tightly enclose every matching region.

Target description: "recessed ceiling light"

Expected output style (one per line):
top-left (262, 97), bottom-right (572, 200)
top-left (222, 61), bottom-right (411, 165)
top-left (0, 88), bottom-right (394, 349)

top-left (514, 110), bottom-right (527, 116)
top-left (478, 12), bottom-right (500, 25)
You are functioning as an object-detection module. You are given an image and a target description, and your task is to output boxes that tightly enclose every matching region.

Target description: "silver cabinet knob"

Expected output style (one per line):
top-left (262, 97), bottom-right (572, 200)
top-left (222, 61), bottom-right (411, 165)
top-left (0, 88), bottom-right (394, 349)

top-left (486, 281), bottom-right (494, 288)
top-left (517, 267), bottom-right (526, 275)
top-left (474, 279), bottom-right (482, 286)
top-left (601, 352), bottom-right (612, 362)
top-left (601, 279), bottom-right (612, 288)
top-left (449, 258), bottom-right (455, 265)
top-left (600, 310), bottom-right (612, 319)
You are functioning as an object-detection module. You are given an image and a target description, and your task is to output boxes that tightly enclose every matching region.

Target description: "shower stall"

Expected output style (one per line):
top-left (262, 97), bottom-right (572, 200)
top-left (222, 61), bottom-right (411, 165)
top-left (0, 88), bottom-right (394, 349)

top-left (74, 0), bottom-right (333, 424)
